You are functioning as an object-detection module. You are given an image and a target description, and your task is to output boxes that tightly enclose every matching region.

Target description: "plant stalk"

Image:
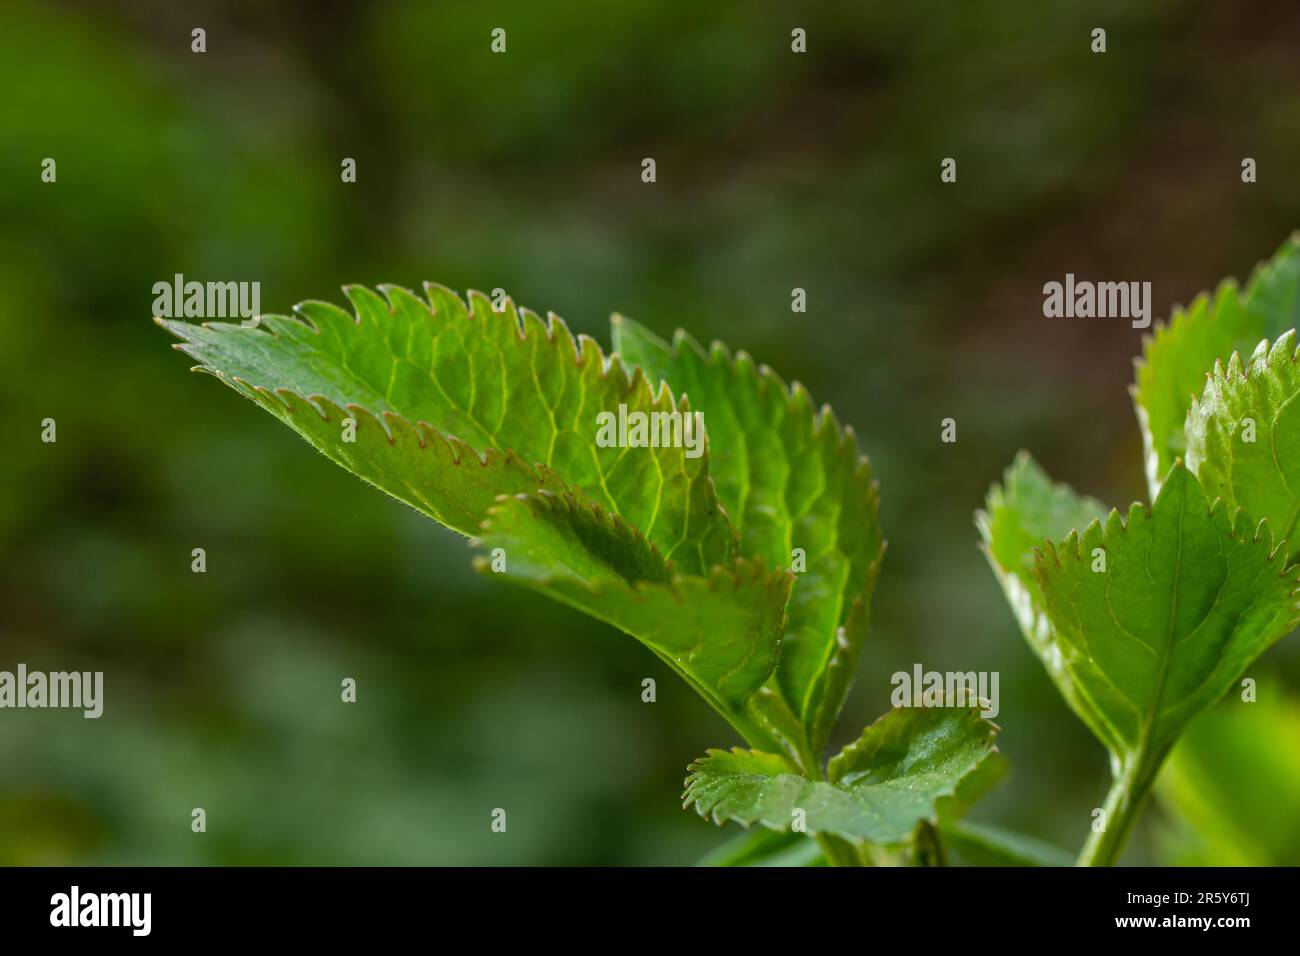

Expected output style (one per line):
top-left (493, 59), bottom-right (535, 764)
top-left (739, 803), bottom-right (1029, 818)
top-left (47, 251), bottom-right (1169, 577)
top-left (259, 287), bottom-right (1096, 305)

top-left (1075, 757), bottom-right (1159, 866)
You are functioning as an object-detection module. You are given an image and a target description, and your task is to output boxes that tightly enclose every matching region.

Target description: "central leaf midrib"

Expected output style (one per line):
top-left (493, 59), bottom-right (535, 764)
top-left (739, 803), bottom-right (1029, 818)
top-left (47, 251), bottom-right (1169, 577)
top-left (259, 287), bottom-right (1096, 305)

top-left (1140, 485), bottom-right (1186, 769)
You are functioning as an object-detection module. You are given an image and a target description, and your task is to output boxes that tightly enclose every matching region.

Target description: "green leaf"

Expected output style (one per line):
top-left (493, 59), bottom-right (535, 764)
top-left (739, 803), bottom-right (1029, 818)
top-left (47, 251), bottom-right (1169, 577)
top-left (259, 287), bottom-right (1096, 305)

top-left (1134, 234), bottom-right (1300, 497)
top-left (935, 750), bottom-right (1008, 821)
top-left (939, 820), bottom-right (1073, 867)
top-left (977, 452), bottom-right (1109, 742)
top-left (612, 317), bottom-right (884, 755)
top-left (1033, 463), bottom-right (1299, 768)
top-left (159, 285), bottom-right (737, 574)
top-left (682, 706), bottom-right (998, 846)
top-left (472, 490), bottom-right (792, 746)
top-left (1156, 685), bottom-right (1300, 866)
top-left (1186, 330), bottom-right (1300, 554)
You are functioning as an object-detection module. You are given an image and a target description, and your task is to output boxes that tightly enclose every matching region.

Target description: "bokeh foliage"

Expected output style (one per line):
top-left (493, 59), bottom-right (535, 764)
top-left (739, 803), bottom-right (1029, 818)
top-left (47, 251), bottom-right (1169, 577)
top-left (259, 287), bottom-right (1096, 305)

top-left (2, 0), bottom-right (1299, 863)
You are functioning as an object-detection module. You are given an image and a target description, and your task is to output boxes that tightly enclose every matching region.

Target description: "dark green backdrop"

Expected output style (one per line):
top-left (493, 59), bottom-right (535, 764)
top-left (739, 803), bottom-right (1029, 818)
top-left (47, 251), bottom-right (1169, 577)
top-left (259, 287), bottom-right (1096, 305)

top-left (2, 0), bottom-right (1299, 864)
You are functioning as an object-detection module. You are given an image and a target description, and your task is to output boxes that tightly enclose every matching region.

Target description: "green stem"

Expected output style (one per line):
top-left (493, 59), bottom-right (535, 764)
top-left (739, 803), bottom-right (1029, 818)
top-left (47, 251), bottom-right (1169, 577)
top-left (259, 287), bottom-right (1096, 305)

top-left (1075, 757), bottom-right (1159, 866)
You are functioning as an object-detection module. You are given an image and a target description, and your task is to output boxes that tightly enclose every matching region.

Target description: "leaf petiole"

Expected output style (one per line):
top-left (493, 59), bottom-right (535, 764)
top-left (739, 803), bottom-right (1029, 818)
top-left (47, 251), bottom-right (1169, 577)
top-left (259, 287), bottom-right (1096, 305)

top-left (1075, 756), bottom-right (1161, 866)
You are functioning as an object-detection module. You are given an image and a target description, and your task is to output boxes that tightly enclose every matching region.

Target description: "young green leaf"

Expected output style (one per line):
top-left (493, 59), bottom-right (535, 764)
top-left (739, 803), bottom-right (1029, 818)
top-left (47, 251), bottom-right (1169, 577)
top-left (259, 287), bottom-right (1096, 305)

top-left (1134, 234), bottom-right (1300, 497)
top-left (159, 286), bottom-right (737, 573)
top-left (1186, 331), bottom-right (1300, 552)
top-left (982, 454), bottom-right (1300, 863)
top-left (977, 452), bottom-right (1109, 744)
top-left (472, 490), bottom-right (792, 746)
top-left (935, 749), bottom-right (1008, 821)
top-left (1035, 463), bottom-right (1299, 768)
top-left (612, 317), bottom-right (884, 756)
top-left (682, 706), bottom-right (997, 846)
top-left (982, 454), bottom-right (1299, 767)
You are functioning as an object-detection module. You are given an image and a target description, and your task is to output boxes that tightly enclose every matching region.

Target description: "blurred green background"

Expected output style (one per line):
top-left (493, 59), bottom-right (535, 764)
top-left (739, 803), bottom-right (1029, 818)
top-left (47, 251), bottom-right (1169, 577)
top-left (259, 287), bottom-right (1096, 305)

top-left (2, 0), bottom-right (1299, 865)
